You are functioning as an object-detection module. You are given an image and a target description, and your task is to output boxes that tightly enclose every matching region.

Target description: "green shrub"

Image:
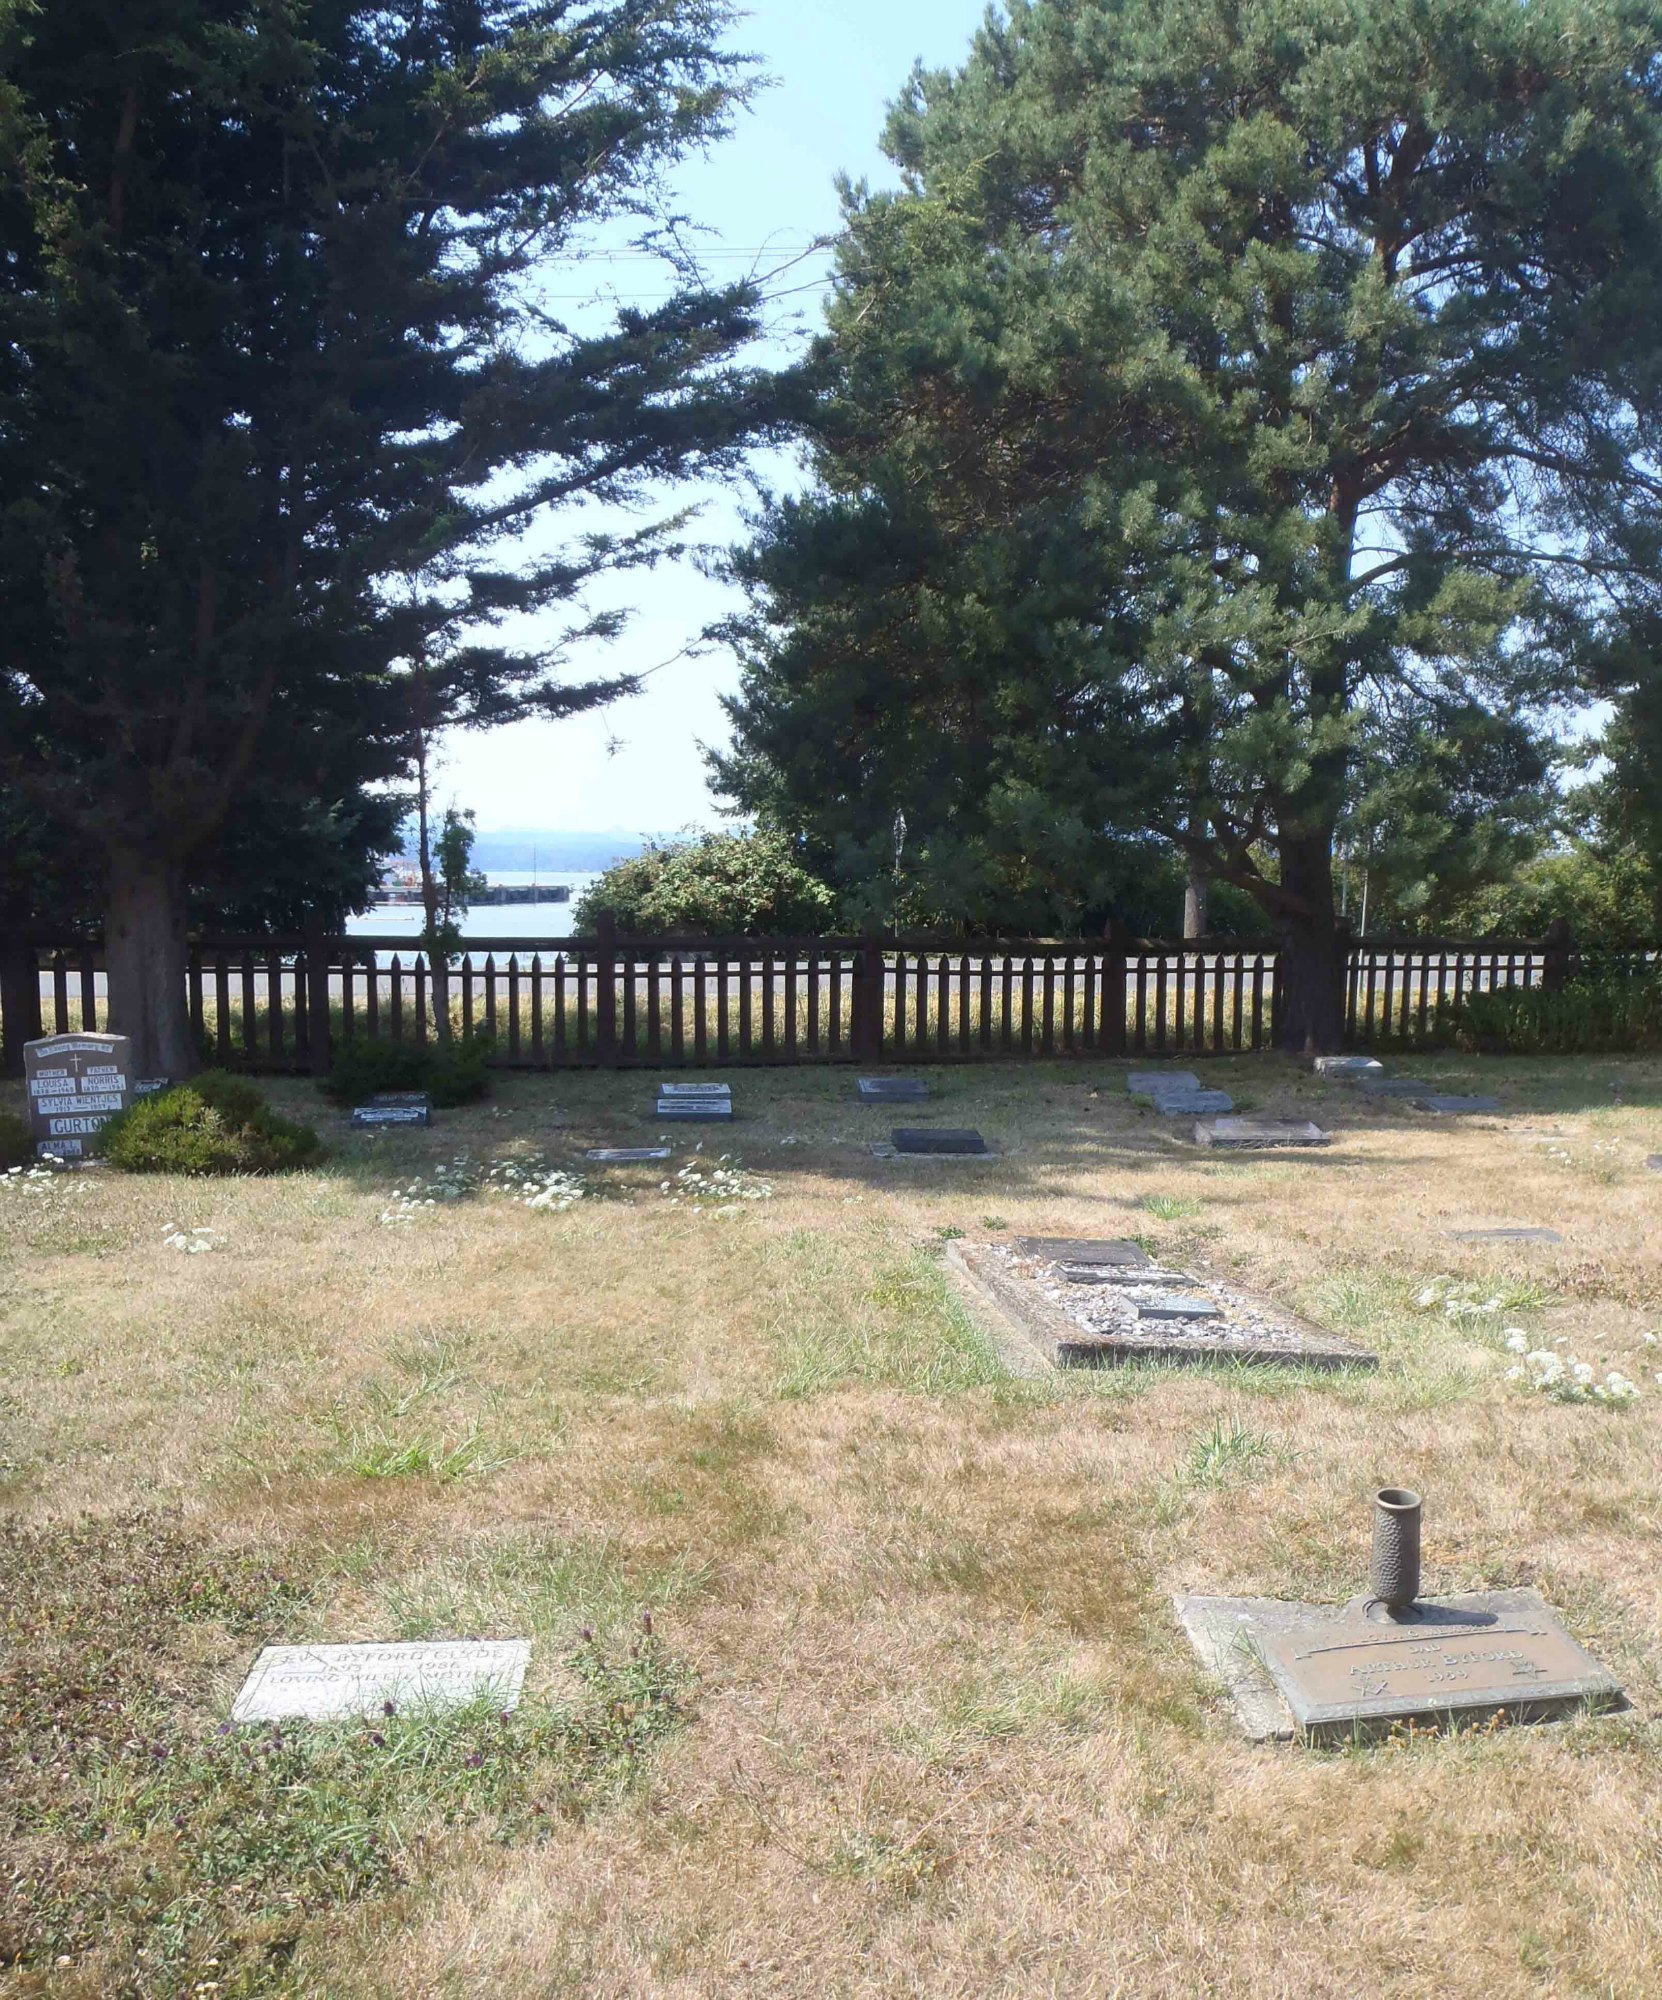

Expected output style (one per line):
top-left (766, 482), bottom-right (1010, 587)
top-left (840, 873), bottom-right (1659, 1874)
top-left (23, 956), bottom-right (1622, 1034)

top-left (102, 1073), bottom-right (323, 1175)
top-left (1444, 972), bottom-right (1662, 1054)
top-left (322, 1030), bottom-right (494, 1108)
top-left (0, 1109), bottom-right (33, 1169)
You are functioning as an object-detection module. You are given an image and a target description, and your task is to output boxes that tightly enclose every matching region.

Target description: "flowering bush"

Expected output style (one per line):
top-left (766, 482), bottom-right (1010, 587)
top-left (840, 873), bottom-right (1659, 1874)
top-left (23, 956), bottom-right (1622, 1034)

top-left (161, 1223), bottom-right (221, 1254)
top-left (1503, 1332), bottom-right (1640, 1404)
top-left (378, 1154), bottom-right (591, 1225)
top-left (659, 1157), bottom-right (774, 1209)
top-left (0, 1162), bottom-right (84, 1198)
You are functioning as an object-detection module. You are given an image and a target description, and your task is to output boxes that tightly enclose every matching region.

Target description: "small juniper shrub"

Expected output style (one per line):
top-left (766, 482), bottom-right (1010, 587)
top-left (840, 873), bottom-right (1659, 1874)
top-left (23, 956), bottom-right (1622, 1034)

top-left (0, 1520), bottom-right (688, 1995)
top-left (322, 1030), bottom-right (495, 1109)
top-left (101, 1073), bottom-right (322, 1176)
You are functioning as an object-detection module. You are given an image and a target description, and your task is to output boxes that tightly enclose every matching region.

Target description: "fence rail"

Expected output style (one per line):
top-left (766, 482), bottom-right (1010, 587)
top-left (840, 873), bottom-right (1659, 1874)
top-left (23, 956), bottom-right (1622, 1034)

top-left (6, 921), bottom-right (1646, 1076)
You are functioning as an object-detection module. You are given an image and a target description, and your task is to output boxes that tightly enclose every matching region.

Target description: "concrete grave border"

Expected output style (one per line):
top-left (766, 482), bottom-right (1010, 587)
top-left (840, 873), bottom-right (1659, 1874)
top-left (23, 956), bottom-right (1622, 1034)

top-left (945, 1242), bottom-right (1377, 1373)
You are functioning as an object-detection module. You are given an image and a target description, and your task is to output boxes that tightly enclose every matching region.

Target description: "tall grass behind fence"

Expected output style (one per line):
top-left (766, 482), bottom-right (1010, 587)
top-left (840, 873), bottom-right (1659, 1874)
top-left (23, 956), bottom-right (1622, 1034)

top-left (7, 926), bottom-right (1643, 1073)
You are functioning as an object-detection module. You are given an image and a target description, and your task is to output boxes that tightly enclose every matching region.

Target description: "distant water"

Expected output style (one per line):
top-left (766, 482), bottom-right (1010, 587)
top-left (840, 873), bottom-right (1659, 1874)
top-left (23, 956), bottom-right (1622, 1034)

top-left (345, 873), bottom-right (600, 960)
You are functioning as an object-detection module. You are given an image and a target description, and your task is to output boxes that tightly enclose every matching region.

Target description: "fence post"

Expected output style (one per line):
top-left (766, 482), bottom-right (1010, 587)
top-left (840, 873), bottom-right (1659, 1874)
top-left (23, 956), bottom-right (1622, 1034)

top-left (0, 935), bottom-right (44, 1076)
top-left (594, 911), bottom-right (619, 1062)
top-left (1101, 920), bottom-right (1128, 1054)
top-left (851, 933), bottom-right (885, 1061)
top-left (1541, 915), bottom-right (1574, 994)
top-left (302, 912), bottom-right (333, 1077)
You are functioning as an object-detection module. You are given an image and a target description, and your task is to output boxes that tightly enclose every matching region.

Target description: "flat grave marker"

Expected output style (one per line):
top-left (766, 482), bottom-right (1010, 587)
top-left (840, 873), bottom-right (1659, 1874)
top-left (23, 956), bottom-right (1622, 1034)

top-left (1648, 1155), bottom-right (1662, 1173)
top-left (656, 1096), bottom-right (734, 1121)
top-left (892, 1127), bottom-right (989, 1155)
top-left (1314, 1056), bottom-right (1383, 1077)
top-left (1137, 1293), bottom-right (1223, 1322)
top-left (1153, 1089), bottom-right (1234, 1116)
top-left (857, 1077), bottom-right (930, 1103)
top-left (1448, 1226), bottom-right (1562, 1244)
top-left (1192, 1116), bottom-right (1331, 1150)
top-left (352, 1092), bottom-right (433, 1128)
top-left (23, 1031), bottom-right (134, 1160)
top-left (1413, 1094), bottom-right (1502, 1116)
top-left (660, 1081), bottom-right (731, 1099)
top-left (231, 1639), bottom-right (531, 1723)
top-left (1176, 1489), bottom-right (1623, 1744)
top-left (1013, 1237), bottom-right (1151, 1268)
top-left (1129, 1069), bottom-right (1200, 1098)
top-left (1359, 1076), bottom-right (1437, 1098)
top-left (587, 1146), bottom-right (673, 1162)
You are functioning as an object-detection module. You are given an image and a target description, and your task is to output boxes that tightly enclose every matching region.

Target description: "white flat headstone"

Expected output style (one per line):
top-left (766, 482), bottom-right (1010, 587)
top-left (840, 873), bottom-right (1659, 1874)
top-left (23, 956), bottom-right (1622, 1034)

top-left (657, 1098), bottom-right (733, 1120)
top-left (660, 1081), bottom-right (731, 1098)
top-left (858, 1077), bottom-right (930, 1102)
top-left (1313, 1056), bottom-right (1384, 1076)
top-left (1193, 1116), bottom-right (1331, 1149)
top-left (231, 1639), bottom-right (531, 1723)
top-left (587, 1146), bottom-right (672, 1162)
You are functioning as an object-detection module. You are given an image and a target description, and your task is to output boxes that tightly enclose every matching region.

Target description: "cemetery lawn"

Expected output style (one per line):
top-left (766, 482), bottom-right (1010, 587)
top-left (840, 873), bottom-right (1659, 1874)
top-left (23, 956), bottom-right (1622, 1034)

top-left (3, 1054), bottom-right (1661, 1998)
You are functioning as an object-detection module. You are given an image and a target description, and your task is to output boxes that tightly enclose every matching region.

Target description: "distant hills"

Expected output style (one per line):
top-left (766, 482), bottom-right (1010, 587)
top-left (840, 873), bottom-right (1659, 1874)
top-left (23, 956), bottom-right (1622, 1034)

top-left (401, 829), bottom-right (679, 873)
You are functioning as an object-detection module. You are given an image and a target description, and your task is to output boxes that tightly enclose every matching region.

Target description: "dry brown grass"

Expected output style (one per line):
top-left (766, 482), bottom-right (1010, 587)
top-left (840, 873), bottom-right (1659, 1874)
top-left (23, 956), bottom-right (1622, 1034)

top-left (3, 1052), bottom-right (1661, 1997)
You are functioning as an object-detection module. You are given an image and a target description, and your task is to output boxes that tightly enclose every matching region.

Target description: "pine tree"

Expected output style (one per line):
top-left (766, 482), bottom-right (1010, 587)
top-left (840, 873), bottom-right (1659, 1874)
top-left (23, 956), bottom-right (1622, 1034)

top-left (0, 0), bottom-right (775, 1073)
top-left (719, 0), bottom-right (1662, 1047)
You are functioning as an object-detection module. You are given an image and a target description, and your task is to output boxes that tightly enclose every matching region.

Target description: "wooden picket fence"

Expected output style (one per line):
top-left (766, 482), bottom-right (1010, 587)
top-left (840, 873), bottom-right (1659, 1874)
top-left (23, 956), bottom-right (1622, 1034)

top-left (8, 920), bottom-right (1626, 1075)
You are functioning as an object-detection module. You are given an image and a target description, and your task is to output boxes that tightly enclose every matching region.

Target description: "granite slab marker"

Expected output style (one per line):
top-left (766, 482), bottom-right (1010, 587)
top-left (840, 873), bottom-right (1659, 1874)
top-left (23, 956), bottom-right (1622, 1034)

top-left (353, 1092), bottom-right (433, 1128)
top-left (892, 1127), bottom-right (989, 1155)
top-left (1176, 1489), bottom-right (1623, 1744)
top-left (1152, 1089), bottom-right (1235, 1116)
top-left (1192, 1116), bottom-right (1331, 1150)
top-left (1013, 1237), bottom-right (1151, 1267)
top-left (587, 1146), bottom-right (673, 1162)
top-left (1412, 1094), bottom-right (1502, 1116)
top-left (1359, 1077), bottom-right (1438, 1098)
top-left (1128, 1070), bottom-right (1200, 1098)
top-left (1137, 1294), bottom-right (1224, 1322)
top-left (1448, 1227), bottom-right (1563, 1245)
top-left (1313, 1056), bottom-right (1383, 1077)
top-left (858, 1077), bottom-right (930, 1103)
top-left (231, 1639), bottom-right (532, 1723)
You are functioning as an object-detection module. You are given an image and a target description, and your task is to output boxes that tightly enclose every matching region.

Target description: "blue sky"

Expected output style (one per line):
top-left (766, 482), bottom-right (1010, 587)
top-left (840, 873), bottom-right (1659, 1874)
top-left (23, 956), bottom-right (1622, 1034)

top-left (440, 0), bottom-right (988, 836)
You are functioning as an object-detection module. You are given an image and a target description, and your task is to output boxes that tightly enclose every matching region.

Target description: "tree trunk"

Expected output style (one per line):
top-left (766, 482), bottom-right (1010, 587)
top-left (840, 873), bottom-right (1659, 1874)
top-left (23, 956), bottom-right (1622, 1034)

top-left (105, 850), bottom-right (197, 1079)
top-left (1182, 862), bottom-right (1209, 940)
top-left (0, 926), bottom-right (43, 1076)
top-left (1273, 835), bottom-right (1348, 1054)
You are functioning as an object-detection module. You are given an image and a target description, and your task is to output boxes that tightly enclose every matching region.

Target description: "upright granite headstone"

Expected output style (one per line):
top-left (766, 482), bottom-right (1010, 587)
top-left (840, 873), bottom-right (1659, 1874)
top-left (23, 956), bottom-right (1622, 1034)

top-left (23, 1031), bottom-right (134, 1159)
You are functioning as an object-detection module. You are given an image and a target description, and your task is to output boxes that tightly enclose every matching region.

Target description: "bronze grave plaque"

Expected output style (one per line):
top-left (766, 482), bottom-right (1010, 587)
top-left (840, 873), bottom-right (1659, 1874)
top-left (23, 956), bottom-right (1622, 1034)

top-left (1259, 1589), bottom-right (1622, 1742)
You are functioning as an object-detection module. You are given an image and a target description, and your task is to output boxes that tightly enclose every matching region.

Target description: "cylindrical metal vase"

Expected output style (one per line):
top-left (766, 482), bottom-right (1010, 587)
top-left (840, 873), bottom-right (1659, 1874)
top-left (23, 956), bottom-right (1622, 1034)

top-left (1369, 1487), bottom-right (1422, 1617)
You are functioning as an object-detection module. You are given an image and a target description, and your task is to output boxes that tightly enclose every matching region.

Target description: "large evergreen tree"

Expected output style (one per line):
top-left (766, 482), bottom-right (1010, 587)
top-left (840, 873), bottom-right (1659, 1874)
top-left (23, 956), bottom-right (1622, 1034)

top-left (0, 0), bottom-right (775, 1073)
top-left (719, 0), bottom-right (1662, 1047)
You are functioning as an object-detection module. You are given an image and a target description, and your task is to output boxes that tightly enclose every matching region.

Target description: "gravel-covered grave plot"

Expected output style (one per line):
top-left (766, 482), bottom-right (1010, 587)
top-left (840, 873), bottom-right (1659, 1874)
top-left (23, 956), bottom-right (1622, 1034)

top-left (949, 1237), bottom-right (1378, 1372)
